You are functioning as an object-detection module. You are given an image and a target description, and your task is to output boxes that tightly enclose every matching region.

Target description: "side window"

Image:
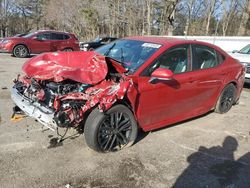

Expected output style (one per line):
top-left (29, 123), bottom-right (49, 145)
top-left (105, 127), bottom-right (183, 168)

top-left (64, 34), bottom-right (70, 40)
top-left (217, 51), bottom-right (225, 64)
top-left (36, 33), bottom-right (51, 40)
top-left (51, 33), bottom-right (64, 40)
top-left (192, 45), bottom-right (218, 70)
top-left (142, 45), bottom-right (189, 76)
top-left (101, 38), bottom-right (109, 44)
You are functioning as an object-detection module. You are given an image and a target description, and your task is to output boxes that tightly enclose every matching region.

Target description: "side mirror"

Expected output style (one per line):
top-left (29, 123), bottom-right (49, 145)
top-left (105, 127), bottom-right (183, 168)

top-left (149, 68), bottom-right (174, 83)
top-left (232, 50), bottom-right (238, 53)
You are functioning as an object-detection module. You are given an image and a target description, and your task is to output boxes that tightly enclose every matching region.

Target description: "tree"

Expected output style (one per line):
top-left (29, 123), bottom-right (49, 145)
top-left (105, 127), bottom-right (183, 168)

top-left (0, 0), bottom-right (249, 39)
top-left (238, 0), bottom-right (250, 36)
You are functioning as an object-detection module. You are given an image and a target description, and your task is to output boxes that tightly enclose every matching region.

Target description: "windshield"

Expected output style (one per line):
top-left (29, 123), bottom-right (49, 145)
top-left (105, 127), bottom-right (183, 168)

top-left (95, 39), bottom-right (161, 73)
top-left (23, 32), bottom-right (37, 38)
top-left (239, 44), bottom-right (250, 54)
top-left (14, 33), bottom-right (27, 37)
top-left (93, 37), bottom-right (101, 42)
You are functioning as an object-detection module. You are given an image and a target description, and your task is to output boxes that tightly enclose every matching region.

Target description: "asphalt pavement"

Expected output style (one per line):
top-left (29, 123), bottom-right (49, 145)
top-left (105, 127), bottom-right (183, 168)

top-left (0, 53), bottom-right (250, 188)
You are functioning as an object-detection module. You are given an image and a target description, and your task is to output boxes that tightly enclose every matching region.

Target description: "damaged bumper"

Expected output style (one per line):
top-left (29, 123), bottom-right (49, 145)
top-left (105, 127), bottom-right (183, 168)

top-left (11, 86), bottom-right (57, 131)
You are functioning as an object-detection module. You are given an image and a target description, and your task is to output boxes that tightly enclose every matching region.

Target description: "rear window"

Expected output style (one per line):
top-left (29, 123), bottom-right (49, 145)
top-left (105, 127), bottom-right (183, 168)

top-left (51, 33), bottom-right (63, 40)
top-left (217, 51), bottom-right (225, 64)
top-left (51, 33), bottom-right (70, 40)
top-left (64, 34), bottom-right (70, 40)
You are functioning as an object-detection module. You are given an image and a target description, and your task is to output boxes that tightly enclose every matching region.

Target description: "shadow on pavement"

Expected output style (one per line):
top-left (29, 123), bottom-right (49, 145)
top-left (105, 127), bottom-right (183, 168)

top-left (173, 136), bottom-right (250, 187)
top-left (244, 83), bottom-right (250, 89)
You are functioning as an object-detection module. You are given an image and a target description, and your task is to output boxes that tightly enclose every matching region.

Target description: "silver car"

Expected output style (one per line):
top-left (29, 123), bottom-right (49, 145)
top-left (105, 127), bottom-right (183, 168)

top-left (231, 44), bottom-right (250, 83)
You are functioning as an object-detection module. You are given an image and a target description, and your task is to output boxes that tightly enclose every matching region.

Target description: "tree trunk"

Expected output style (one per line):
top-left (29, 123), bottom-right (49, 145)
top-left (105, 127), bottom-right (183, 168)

top-left (147, 0), bottom-right (151, 35)
top-left (205, 0), bottom-right (216, 35)
top-left (238, 0), bottom-right (250, 36)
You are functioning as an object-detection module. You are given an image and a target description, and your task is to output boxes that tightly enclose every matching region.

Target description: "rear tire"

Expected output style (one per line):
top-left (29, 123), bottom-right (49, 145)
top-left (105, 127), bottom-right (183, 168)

top-left (215, 83), bottom-right (236, 114)
top-left (13, 45), bottom-right (29, 58)
top-left (63, 48), bottom-right (73, 52)
top-left (84, 105), bottom-right (138, 152)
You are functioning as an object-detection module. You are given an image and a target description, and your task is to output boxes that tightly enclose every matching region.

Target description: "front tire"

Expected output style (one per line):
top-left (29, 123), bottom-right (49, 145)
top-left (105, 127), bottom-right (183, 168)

top-left (215, 83), bottom-right (236, 114)
top-left (84, 105), bottom-right (138, 152)
top-left (13, 45), bottom-right (29, 58)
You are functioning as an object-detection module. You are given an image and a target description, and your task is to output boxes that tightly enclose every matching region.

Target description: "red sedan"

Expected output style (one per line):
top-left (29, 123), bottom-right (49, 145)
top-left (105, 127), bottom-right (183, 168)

top-left (0, 30), bottom-right (80, 58)
top-left (11, 37), bottom-right (245, 152)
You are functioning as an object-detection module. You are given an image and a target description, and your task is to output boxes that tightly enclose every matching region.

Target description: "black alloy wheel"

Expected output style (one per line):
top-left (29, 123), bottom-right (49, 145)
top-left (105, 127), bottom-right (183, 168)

top-left (84, 105), bottom-right (138, 152)
top-left (215, 84), bottom-right (236, 114)
top-left (97, 111), bottom-right (132, 151)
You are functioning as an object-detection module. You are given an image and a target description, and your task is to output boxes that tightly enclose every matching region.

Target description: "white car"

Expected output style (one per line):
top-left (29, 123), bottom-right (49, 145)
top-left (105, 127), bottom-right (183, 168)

top-left (230, 44), bottom-right (250, 84)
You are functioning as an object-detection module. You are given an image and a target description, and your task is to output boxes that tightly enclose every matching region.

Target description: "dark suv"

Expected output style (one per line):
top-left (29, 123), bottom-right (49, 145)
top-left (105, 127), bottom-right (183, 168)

top-left (0, 30), bottom-right (80, 58)
top-left (80, 37), bottom-right (117, 51)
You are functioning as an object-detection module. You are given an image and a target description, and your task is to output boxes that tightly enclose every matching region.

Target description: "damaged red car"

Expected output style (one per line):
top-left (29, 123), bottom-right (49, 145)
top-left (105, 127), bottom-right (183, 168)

top-left (11, 37), bottom-right (245, 152)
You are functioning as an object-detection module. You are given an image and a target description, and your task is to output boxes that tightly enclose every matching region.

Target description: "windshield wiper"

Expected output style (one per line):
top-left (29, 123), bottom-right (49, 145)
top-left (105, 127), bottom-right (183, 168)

top-left (104, 42), bottom-right (116, 56)
top-left (120, 48), bottom-right (124, 63)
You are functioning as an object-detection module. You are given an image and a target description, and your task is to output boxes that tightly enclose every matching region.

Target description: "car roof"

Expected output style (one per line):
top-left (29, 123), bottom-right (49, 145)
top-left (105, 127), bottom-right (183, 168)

top-left (125, 36), bottom-right (227, 55)
top-left (35, 30), bottom-right (71, 34)
top-left (126, 36), bottom-right (182, 45)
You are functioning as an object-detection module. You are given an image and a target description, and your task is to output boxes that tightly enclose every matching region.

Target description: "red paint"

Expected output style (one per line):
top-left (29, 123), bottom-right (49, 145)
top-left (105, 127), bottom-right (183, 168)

top-left (0, 30), bottom-right (80, 54)
top-left (13, 37), bottom-right (245, 132)
top-left (23, 51), bottom-right (108, 84)
top-left (151, 68), bottom-right (174, 79)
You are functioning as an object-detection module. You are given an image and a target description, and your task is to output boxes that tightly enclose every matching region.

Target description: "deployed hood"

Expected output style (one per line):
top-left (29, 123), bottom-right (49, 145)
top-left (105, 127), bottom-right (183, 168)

top-left (22, 51), bottom-right (126, 84)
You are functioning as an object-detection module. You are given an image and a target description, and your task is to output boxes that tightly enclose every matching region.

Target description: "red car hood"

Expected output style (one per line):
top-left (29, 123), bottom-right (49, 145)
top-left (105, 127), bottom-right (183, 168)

top-left (22, 51), bottom-right (127, 84)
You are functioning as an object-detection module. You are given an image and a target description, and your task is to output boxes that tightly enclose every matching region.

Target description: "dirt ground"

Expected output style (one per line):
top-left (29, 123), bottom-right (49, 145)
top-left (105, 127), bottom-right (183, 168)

top-left (0, 53), bottom-right (250, 188)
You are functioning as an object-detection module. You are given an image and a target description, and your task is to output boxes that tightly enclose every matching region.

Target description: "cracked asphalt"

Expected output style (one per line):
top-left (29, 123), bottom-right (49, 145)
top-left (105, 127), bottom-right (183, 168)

top-left (0, 53), bottom-right (250, 188)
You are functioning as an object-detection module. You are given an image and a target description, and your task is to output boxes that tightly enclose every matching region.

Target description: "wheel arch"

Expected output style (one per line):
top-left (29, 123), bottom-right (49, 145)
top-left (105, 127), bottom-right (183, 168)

top-left (80, 97), bottom-right (139, 131)
top-left (114, 97), bottom-right (142, 129)
top-left (12, 43), bottom-right (31, 54)
top-left (83, 102), bottom-right (138, 152)
top-left (224, 80), bottom-right (238, 102)
top-left (214, 81), bottom-right (238, 110)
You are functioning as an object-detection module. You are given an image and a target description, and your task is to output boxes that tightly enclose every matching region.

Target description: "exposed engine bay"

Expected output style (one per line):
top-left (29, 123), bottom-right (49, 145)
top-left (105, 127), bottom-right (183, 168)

top-left (11, 51), bottom-right (133, 131)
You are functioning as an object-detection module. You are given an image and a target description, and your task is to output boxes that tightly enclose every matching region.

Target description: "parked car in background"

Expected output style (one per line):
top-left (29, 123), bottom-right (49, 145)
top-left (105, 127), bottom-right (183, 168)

top-left (80, 36), bottom-right (117, 51)
top-left (0, 30), bottom-right (80, 58)
top-left (11, 37), bottom-right (245, 152)
top-left (230, 44), bottom-right (250, 83)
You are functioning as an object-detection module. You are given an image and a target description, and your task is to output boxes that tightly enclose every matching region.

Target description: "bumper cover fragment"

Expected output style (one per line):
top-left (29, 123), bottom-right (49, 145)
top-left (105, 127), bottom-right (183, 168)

top-left (11, 86), bottom-right (57, 131)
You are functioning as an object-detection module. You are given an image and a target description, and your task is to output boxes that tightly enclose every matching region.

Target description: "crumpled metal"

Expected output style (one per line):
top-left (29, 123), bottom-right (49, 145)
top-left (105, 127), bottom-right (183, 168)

top-left (22, 51), bottom-right (108, 84)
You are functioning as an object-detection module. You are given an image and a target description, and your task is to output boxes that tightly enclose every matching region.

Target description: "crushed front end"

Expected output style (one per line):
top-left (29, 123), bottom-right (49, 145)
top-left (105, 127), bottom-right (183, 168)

top-left (11, 51), bottom-right (133, 131)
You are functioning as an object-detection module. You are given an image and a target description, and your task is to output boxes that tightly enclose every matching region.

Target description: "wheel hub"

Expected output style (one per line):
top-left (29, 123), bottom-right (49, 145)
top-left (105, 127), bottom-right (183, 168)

top-left (97, 112), bottom-right (132, 151)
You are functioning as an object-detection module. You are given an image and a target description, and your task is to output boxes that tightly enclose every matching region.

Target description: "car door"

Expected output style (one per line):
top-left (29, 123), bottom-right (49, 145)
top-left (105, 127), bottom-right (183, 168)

top-left (136, 44), bottom-right (226, 131)
top-left (187, 44), bottom-right (226, 112)
top-left (30, 32), bottom-right (52, 53)
top-left (136, 44), bottom-right (200, 131)
top-left (50, 33), bottom-right (64, 51)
